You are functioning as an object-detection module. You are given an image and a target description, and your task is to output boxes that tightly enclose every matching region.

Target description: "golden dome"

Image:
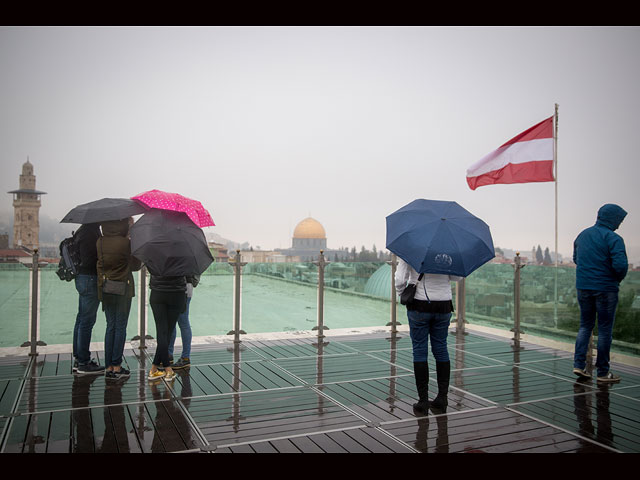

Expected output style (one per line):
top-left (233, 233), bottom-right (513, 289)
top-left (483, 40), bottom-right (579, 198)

top-left (293, 217), bottom-right (326, 239)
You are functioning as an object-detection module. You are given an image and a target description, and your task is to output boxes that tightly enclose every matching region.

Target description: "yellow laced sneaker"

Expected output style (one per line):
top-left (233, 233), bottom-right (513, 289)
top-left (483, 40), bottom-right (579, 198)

top-left (148, 369), bottom-right (166, 380)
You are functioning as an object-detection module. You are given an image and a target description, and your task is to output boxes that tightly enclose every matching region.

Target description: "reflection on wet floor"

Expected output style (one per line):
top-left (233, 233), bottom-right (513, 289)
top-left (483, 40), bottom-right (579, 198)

top-left (1, 330), bottom-right (638, 453)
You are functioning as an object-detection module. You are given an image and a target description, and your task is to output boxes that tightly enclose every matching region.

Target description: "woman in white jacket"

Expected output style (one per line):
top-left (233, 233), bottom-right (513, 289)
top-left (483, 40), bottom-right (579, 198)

top-left (395, 257), bottom-right (461, 413)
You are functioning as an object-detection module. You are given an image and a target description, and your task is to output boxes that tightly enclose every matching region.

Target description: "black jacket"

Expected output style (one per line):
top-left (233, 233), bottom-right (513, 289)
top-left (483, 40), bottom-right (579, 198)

top-left (75, 223), bottom-right (101, 275)
top-left (150, 275), bottom-right (187, 292)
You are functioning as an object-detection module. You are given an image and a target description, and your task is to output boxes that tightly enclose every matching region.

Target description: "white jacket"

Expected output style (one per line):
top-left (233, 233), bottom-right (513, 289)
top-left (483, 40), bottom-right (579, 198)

top-left (394, 257), bottom-right (461, 301)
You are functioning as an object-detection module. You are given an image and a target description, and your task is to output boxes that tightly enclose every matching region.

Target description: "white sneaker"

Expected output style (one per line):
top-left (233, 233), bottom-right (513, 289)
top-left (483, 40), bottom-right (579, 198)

top-left (597, 372), bottom-right (621, 383)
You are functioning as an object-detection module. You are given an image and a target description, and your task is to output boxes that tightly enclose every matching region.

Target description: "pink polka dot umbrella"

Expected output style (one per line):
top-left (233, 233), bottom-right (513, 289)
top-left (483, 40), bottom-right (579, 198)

top-left (131, 189), bottom-right (215, 228)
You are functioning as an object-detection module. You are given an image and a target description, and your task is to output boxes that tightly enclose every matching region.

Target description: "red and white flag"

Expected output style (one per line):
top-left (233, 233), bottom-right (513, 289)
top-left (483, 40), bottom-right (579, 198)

top-left (466, 116), bottom-right (555, 190)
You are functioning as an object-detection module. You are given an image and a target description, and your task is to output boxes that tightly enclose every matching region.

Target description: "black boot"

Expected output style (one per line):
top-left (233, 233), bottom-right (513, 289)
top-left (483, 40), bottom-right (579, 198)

top-left (412, 361), bottom-right (429, 413)
top-left (430, 361), bottom-right (450, 412)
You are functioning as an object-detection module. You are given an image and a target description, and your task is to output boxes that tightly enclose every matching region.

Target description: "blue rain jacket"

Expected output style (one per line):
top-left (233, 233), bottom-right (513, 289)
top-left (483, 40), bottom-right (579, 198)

top-left (573, 204), bottom-right (628, 292)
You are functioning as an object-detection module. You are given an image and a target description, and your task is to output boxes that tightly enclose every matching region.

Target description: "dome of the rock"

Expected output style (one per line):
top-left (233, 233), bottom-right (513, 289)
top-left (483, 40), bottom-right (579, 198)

top-left (293, 217), bottom-right (326, 239)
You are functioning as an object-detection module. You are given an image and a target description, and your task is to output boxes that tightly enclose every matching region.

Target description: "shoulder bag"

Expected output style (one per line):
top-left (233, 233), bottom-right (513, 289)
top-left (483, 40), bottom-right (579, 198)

top-left (400, 273), bottom-right (423, 305)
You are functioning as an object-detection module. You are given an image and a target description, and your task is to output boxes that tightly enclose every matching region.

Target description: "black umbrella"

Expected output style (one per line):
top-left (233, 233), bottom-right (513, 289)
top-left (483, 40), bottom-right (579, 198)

top-left (130, 209), bottom-right (213, 276)
top-left (61, 198), bottom-right (148, 224)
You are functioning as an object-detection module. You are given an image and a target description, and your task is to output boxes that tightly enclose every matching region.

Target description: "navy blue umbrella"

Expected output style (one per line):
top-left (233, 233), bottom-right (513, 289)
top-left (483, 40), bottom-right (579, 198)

top-left (386, 199), bottom-right (495, 277)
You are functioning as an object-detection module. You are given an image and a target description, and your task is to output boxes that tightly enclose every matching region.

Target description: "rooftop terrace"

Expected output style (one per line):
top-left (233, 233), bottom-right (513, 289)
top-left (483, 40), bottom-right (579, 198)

top-left (1, 254), bottom-right (639, 453)
top-left (2, 326), bottom-right (639, 454)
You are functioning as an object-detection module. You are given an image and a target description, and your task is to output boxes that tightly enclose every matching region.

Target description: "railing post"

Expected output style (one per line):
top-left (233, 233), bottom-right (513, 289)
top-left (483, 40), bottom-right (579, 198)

top-left (312, 250), bottom-right (329, 342)
top-left (453, 277), bottom-right (467, 335)
top-left (139, 266), bottom-right (148, 349)
top-left (227, 250), bottom-right (247, 350)
top-left (512, 252), bottom-right (525, 346)
top-left (29, 249), bottom-right (40, 357)
top-left (132, 266), bottom-right (152, 349)
top-left (386, 254), bottom-right (400, 335)
top-left (21, 249), bottom-right (46, 356)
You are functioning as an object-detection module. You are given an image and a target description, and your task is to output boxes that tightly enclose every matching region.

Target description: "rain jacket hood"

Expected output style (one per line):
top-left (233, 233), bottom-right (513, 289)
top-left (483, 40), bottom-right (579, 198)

top-left (101, 218), bottom-right (130, 237)
top-left (596, 204), bottom-right (627, 231)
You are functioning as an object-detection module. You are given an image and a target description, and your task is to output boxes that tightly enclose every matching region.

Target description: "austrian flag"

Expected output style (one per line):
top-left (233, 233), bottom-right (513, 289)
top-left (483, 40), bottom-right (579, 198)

top-left (466, 116), bottom-right (555, 190)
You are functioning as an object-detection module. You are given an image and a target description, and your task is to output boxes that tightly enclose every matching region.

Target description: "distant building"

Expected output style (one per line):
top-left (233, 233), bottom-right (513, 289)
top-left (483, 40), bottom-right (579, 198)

top-left (0, 248), bottom-right (32, 264)
top-left (239, 249), bottom-right (299, 263)
top-left (7, 159), bottom-right (46, 252)
top-left (208, 242), bottom-right (229, 263)
top-left (276, 217), bottom-right (344, 262)
top-left (491, 256), bottom-right (515, 265)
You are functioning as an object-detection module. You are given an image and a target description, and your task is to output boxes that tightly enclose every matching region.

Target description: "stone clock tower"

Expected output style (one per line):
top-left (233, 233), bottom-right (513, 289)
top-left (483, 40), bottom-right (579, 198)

top-left (8, 159), bottom-right (47, 251)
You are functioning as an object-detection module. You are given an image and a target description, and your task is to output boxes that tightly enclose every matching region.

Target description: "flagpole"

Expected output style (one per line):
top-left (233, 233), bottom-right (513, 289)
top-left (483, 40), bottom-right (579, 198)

top-left (554, 103), bottom-right (559, 328)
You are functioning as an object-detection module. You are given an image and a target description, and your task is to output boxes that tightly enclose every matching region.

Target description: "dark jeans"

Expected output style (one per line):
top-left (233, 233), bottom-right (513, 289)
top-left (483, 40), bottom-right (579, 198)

top-left (169, 296), bottom-right (192, 359)
top-left (407, 310), bottom-right (451, 363)
top-left (103, 294), bottom-right (132, 368)
top-left (73, 274), bottom-right (100, 365)
top-left (150, 290), bottom-right (187, 368)
top-left (574, 289), bottom-right (619, 377)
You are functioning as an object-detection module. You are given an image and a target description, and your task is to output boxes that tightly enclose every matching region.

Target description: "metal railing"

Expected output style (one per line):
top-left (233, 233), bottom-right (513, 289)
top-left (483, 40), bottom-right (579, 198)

top-left (9, 249), bottom-right (638, 361)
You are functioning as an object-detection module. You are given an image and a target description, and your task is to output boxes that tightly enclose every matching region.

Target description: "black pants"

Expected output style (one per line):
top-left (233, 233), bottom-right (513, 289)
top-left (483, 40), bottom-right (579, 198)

top-left (150, 290), bottom-right (187, 368)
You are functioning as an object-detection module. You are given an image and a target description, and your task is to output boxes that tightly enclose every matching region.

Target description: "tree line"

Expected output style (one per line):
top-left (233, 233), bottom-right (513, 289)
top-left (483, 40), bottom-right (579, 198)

top-left (333, 245), bottom-right (391, 262)
top-left (331, 243), bottom-right (558, 264)
top-left (532, 245), bottom-right (554, 265)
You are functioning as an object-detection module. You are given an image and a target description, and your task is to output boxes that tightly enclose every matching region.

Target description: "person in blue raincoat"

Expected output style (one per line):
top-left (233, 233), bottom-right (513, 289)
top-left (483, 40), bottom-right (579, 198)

top-left (572, 203), bottom-right (628, 384)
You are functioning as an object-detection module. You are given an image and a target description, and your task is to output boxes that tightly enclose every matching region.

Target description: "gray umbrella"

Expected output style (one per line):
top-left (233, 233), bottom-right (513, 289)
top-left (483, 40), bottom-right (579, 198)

top-left (130, 209), bottom-right (213, 276)
top-left (61, 198), bottom-right (148, 224)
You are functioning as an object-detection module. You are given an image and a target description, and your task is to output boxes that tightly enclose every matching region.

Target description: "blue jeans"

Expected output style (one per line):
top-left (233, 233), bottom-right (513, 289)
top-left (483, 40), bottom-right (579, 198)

top-left (407, 310), bottom-right (451, 363)
top-left (103, 294), bottom-right (132, 368)
top-left (169, 297), bottom-right (192, 359)
top-left (73, 275), bottom-right (100, 365)
top-left (574, 289), bottom-right (619, 377)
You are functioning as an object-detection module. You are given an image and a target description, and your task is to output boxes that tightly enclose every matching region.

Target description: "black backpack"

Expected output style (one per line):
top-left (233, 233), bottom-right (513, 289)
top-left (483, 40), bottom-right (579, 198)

top-left (56, 231), bottom-right (81, 281)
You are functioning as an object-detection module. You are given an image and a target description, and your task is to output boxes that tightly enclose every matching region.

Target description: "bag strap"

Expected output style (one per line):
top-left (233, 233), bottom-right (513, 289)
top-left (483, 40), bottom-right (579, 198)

top-left (417, 273), bottom-right (431, 303)
top-left (99, 237), bottom-right (107, 282)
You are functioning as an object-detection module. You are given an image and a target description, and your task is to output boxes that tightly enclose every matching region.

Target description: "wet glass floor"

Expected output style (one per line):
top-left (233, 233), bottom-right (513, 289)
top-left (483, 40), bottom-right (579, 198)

top-left (1, 329), bottom-right (639, 453)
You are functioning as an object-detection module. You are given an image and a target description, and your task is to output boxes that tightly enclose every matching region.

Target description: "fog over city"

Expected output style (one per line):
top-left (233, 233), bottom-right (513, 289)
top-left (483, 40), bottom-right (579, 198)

top-left (1, 26), bottom-right (639, 264)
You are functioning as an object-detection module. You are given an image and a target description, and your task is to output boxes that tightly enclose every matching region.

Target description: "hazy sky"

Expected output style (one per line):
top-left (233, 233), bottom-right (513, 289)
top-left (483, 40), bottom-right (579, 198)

top-left (1, 26), bottom-right (639, 262)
